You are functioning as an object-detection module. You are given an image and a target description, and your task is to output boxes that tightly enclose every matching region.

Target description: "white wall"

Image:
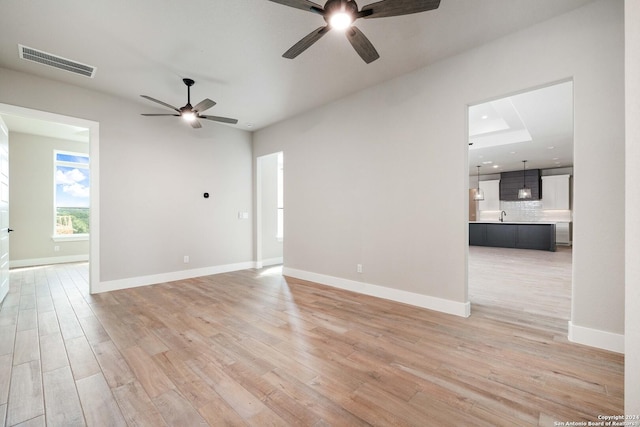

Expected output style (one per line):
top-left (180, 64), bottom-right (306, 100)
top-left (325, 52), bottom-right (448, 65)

top-left (254, 0), bottom-right (625, 344)
top-left (625, 0), bottom-right (640, 415)
top-left (9, 132), bottom-right (89, 266)
top-left (0, 68), bottom-right (254, 291)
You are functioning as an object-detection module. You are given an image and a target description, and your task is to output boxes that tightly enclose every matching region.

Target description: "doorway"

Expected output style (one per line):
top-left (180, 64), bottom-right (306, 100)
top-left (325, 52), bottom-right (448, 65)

top-left (0, 103), bottom-right (99, 294)
top-left (466, 81), bottom-right (574, 321)
top-left (256, 152), bottom-right (284, 269)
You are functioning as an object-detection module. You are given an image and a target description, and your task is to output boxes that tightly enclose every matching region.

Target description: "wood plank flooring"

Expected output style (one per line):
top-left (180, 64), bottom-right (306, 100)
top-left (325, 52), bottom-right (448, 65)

top-left (0, 249), bottom-right (624, 426)
top-left (468, 245), bottom-right (573, 319)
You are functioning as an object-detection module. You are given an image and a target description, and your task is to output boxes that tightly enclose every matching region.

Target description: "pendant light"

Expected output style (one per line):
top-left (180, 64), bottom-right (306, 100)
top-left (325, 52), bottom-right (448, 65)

top-left (518, 160), bottom-right (532, 199)
top-left (473, 165), bottom-right (485, 201)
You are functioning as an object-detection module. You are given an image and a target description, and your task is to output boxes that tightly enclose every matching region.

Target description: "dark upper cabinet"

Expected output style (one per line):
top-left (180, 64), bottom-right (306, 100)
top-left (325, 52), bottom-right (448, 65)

top-left (499, 169), bottom-right (541, 200)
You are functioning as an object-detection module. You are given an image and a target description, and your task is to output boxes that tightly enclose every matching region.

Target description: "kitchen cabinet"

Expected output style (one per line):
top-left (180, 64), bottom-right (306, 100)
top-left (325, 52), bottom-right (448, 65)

top-left (542, 175), bottom-right (570, 210)
top-left (485, 223), bottom-right (516, 247)
top-left (556, 222), bottom-right (571, 245)
top-left (469, 222), bottom-right (556, 251)
top-left (478, 180), bottom-right (500, 211)
top-left (499, 169), bottom-right (541, 200)
top-left (469, 190), bottom-right (478, 221)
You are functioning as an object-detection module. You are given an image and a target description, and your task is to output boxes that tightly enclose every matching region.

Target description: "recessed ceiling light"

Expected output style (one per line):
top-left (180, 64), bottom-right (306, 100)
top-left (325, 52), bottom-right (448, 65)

top-left (548, 146), bottom-right (555, 149)
top-left (482, 161), bottom-right (493, 164)
top-left (552, 157), bottom-right (559, 160)
top-left (246, 123), bottom-right (253, 128)
top-left (493, 165), bottom-right (499, 168)
top-left (481, 115), bottom-right (489, 120)
top-left (510, 151), bottom-right (517, 154)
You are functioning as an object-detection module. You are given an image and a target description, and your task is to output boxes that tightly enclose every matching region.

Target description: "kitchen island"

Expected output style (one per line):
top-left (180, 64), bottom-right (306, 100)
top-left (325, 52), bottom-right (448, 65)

top-left (469, 222), bottom-right (556, 252)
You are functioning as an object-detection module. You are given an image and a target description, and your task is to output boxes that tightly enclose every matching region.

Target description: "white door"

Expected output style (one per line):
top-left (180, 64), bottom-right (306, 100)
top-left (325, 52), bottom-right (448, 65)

top-left (0, 116), bottom-right (9, 303)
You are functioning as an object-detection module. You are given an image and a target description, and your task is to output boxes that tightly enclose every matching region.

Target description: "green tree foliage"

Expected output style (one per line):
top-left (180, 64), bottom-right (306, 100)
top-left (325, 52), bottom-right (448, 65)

top-left (56, 208), bottom-right (89, 234)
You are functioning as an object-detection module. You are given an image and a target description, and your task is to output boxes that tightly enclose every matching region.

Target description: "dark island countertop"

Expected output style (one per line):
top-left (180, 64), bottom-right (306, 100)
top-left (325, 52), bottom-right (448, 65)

top-left (469, 222), bottom-right (556, 251)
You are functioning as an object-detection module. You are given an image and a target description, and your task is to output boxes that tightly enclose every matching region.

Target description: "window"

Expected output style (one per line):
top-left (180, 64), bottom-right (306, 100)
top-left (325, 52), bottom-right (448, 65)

top-left (54, 151), bottom-right (89, 237)
top-left (276, 152), bottom-right (284, 240)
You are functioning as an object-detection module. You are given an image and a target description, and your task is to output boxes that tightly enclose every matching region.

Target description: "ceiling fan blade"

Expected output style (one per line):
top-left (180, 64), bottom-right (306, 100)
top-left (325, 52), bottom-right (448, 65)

top-left (360, 0), bottom-right (440, 19)
top-left (141, 113), bottom-right (180, 116)
top-left (140, 95), bottom-right (180, 112)
top-left (283, 26), bottom-right (330, 59)
top-left (190, 119), bottom-right (203, 129)
top-left (199, 115), bottom-right (239, 124)
top-left (267, 0), bottom-right (324, 14)
top-left (346, 26), bottom-right (380, 64)
top-left (193, 98), bottom-right (216, 113)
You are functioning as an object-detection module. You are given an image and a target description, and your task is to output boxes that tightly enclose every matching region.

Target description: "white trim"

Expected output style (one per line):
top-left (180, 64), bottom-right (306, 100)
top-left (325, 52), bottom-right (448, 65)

top-left (0, 102), bottom-right (99, 295)
top-left (10, 255), bottom-right (89, 269)
top-left (96, 261), bottom-right (256, 293)
top-left (283, 267), bottom-right (471, 318)
top-left (261, 257), bottom-right (283, 267)
top-left (88, 122), bottom-right (100, 295)
top-left (256, 156), bottom-right (263, 267)
top-left (568, 321), bottom-right (624, 354)
top-left (52, 234), bottom-right (89, 242)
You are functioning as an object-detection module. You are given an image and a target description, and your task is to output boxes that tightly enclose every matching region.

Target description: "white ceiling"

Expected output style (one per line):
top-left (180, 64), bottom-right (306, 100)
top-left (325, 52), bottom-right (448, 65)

top-left (468, 80), bottom-right (574, 175)
top-left (0, 0), bottom-right (595, 130)
top-left (1, 115), bottom-right (89, 142)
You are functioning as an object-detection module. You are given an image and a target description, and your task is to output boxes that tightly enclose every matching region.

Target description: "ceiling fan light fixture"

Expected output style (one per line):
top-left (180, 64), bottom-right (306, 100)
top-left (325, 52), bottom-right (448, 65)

top-left (271, 0), bottom-right (440, 63)
top-left (141, 78), bottom-right (238, 128)
top-left (329, 12), bottom-right (353, 30)
top-left (181, 111), bottom-right (196, 122)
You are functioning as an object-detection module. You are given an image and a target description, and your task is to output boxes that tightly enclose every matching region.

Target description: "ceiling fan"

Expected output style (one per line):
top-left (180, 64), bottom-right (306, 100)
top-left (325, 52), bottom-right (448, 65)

top-left (141, 78), bottom-right (238, 129)
top-left (268, 0), bottom-right (441, 64)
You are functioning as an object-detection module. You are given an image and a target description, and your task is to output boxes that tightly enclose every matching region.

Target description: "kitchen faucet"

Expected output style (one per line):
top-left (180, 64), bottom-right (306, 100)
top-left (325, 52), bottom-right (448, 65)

top-left (500, 211), bottom-right (507, 222)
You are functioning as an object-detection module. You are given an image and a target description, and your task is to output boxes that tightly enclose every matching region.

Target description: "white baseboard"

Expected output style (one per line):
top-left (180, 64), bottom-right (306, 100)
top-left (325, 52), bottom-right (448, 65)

top-left (283, 267), bottom-right (470, 318)
top-left (260, 257), bottom-right (283, 268)
top-left (568, 321), bottom-right (624, 353)
top-left (96, 261), bottom-right (256, 293)
top-left (10, 255), bottom-right (89, 269)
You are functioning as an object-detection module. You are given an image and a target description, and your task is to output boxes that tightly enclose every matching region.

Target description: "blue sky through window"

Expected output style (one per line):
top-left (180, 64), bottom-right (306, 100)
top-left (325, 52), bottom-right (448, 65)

top-left (56, 152), bottom-right (89, 164)
top-left (55, 153), bottom-right (90, 208)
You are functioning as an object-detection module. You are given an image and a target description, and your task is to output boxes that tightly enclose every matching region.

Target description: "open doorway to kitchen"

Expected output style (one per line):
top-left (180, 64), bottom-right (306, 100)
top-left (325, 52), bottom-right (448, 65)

top-left (256, 151), bottom-right (284, 270)
top-left (0, 103), bottom-right (99, 294)
top-left (467, 81), bottom-right (574, 324)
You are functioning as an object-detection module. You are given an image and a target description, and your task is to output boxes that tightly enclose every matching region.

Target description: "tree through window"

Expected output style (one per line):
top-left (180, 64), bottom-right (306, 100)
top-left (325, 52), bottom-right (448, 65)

top-left (54, 151), bottom-right (89, 236)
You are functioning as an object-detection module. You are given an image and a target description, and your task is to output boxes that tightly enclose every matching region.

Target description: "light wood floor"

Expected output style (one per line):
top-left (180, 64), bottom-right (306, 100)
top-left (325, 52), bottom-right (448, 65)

top-left (0, 249), bottom-right (623, 426)
top-left (469, 245), bottom-right (573, 319)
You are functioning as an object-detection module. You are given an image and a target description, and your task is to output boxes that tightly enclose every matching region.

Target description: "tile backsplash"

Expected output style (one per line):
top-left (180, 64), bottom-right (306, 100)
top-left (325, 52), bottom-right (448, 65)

top-left (477, 200), bottom-right (572, 222)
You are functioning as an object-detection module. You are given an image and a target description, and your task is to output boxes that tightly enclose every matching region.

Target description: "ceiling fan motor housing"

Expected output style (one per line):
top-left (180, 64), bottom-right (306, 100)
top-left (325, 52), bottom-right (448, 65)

top-left (323, 0), bottom-right (358, 22)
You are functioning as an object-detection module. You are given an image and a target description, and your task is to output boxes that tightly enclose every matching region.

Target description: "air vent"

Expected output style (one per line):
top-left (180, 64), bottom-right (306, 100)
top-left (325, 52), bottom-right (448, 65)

top-left (18, 44), bottom-right (96, 78)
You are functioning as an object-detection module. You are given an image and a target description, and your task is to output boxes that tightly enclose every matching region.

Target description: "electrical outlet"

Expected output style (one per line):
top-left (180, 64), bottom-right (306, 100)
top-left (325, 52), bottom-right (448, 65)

top-left (357, 264), bottom-right (363, 273)
top-left (54, 246), bottom-right (60, 252)
top-left (183, 255), bottom-right (189, 264)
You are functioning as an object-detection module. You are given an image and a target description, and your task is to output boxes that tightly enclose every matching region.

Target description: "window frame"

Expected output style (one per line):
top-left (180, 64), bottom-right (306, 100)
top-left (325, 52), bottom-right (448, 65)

top-left (53, 149), bottom-right (90, 241)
